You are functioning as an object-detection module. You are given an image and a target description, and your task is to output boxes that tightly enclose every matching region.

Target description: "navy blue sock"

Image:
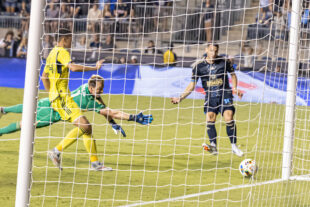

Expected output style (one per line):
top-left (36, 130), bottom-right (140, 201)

top-left (207, 122), bottom-right (217, 145)
top-left (226, 120), bottom-right (237, 144)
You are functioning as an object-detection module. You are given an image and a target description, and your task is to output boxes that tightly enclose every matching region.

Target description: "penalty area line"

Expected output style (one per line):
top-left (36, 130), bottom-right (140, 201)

top-left (120, 178), bottom-right (285, 207)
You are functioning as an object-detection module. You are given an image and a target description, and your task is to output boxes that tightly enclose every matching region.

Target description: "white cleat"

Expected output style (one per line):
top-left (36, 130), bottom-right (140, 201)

top-left (202, 143), bottom-right (218, 155)
top-left (48, 150), bottom-right (62, 170)
top-left (91, 162), bottom-right (113, 171)
top-left (232, 144), bottom-right (244, 157)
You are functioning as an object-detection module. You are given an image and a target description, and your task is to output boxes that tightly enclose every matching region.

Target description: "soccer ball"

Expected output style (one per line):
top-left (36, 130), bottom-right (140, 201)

top-left (239, 159), bottom-right (258, 177)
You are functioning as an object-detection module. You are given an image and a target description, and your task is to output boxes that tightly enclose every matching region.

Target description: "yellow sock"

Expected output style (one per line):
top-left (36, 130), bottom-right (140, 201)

top-left (56, 127), bottom-right (83, 151)
top-left (83, 133), bottom-right (98, 162)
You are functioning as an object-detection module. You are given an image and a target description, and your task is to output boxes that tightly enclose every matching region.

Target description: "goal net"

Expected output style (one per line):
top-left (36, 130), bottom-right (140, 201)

top-left (14, 0), bottom-right (310, 206)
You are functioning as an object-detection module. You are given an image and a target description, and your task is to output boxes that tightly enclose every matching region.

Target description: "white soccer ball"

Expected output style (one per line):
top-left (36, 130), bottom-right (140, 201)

top-left (239, 159), bottom-right (258, 177)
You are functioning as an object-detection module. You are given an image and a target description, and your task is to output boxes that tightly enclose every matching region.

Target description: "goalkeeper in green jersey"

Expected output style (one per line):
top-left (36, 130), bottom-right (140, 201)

top-left (0, 75), bottom-right (153, 137)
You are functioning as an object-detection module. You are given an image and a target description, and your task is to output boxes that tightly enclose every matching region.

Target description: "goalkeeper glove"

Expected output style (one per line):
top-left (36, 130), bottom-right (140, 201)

top-left (129, 112), bottom-right (153, 125)
top-left (110, 120), bottom-right (126, 137)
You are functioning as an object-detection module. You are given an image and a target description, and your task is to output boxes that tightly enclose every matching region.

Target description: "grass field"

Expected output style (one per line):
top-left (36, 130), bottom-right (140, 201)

top-left (0, 87), bottom-right (310, 206)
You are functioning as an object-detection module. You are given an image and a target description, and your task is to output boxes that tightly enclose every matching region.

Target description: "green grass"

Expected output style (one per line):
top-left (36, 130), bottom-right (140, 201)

top-left (1, 87), bottom-right (310, 206)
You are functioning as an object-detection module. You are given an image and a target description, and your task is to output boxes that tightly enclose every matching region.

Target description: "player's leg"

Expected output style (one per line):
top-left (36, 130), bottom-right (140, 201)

top-left (0, 105), bottom-right (59, 136)
top-left (72, 116), bottom-right (112, 171)
top-left (0, 121), bottom-right (21, 136)
top-left (222, 108), bottom-right (244, 157)
top-left (0, 104), bottom-right (23, 118)
top-left (0, 104), bottom-right (24, 136)
top-left (49, 97), bottom-right (111, 171)
top-left (202, 97), bottom-right (219, 155)
top-left (202, 111), bottom-right (218, 155)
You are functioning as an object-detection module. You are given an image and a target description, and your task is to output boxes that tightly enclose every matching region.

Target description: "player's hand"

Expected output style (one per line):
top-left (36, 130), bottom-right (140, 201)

top-left (111, 124), bottom-right (126, 137)
top-left (96, 59), bottom-right (105, 70)
top-left (171, 97), bottom-right (181, 104)
top-left (233, 88), bottom-right (243, 99)
top-left (129, 112), bottom-right (153, 125)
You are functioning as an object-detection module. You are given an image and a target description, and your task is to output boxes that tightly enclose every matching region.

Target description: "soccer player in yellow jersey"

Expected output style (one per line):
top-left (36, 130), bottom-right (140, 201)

top-left (42, 28), bottom-right (109, 171)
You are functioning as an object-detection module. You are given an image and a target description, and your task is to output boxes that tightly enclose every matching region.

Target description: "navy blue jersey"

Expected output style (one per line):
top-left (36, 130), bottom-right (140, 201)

top-left (192, 57), bottom-right (234, 98)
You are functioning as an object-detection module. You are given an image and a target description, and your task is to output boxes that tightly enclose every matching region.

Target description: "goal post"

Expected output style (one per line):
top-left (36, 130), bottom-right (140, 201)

top-left (282, 0), bottom-right (302, 180)
top-left (15, 0), bottom-right (45, 206)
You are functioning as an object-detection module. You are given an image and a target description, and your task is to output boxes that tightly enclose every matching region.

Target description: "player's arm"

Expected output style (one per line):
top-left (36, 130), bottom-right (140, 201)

top-left (171, 81), bottom-right (196, 104)
top-left (99, 108), bottom-right (153, 137)
top-left (230, 72), bottom-right (243, 99)
top-left (42, 71), bottom-right (50, 92)
top-left (99, 108), bottom-right (153, 125)
top-left (68, 59), bottom-right (105, 72)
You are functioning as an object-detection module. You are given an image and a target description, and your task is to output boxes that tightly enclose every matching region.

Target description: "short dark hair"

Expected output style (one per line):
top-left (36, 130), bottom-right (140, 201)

top-left (57, 28), bottom-right (72, 42)
top-left (168, 43), bottom-right (174, 50)
top-left (88, 75), bottom-right (104, 88)
top-left (206, 42), bottom-right (219, 49)
top-left (5, 30), bottom-right (14, 39)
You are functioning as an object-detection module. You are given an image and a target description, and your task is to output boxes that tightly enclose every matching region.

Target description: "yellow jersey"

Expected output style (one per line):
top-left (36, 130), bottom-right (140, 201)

top-left (163, 50), bottom-right (176, 64)
top-left (44, 46), bottom-right (72, 102)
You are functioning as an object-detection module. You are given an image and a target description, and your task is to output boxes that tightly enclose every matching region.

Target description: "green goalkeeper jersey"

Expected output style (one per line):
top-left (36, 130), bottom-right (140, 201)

top-left (36, 84), bottom-right (106, 127)
top-left (71, 83), bottom-right (106, 113)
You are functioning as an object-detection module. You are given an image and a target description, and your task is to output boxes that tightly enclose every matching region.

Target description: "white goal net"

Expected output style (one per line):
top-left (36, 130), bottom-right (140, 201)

top-left (10, 0), bottom-right (310, 206)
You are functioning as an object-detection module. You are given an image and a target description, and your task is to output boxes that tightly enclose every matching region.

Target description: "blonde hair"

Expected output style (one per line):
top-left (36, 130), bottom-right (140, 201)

top-left (88, 75), bottom-right (104, 88)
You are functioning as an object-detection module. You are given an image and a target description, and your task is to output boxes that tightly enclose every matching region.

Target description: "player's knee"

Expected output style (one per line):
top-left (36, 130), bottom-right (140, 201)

top-left (223, 111), bottom-right (234, 122)
top-left (206, 113), bottom-right (216, 122)
top-left (82, 124), bottom-right (92, 135)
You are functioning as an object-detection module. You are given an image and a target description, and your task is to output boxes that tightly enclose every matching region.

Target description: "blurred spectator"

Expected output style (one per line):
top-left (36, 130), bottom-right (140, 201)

top-left (110, 0), bottom-right (118, 15)
top-left (67, 0), bottom-right (82, 18)
top-left (163, 43), bottom-right (177, 66)
top-left (75, 35), bottom-right (87, 49)
top-left (114, 0), bottom-right (128, 20)
top-left (144, 40), bottom-right (162, 54)
top-left (59, 4), bottom-right (73, 30)
top-left (103, 4), bottom-right (113, 18)
top-left (101, 4), bottom-right (113, 33)
top-left (16, 37), bottom-right (27, 58)
top-left (46, 2), bottom-right (59, 33)
top-left (102, 34), bottom-right (115, 50)
top-left (5, 0), bottom-right (17, 13)
top-left (13, 30), bottom-right (23, 57)
top-left (241, 42), bottom-right (254, 68)
top-left (275, 65), bottom-right (281, 72)
top-left (202, 0), bottom-right (214, 43)
top-left (90, 34), bottom-right (103, 48)
top-left (43, 35), bottom-right (54, 59)
top-left (120, 56), bottom-right (127, 64)
top-left (258, 0), bottom-right (273, 24)
top-left (87, 4), bottom-right (102, 33)
top-left (99, 0), bottom-right (107, 11)
top-left (274, 0), bottom-right (284, 13)
top-left (130, 55), bottom-right (138, 64)
top-left (273, 10), bottom-right (285, 47)
top-left (20, 1), bottom-right (30, 32)
top-left (0, 30), bottom-right (14, 57)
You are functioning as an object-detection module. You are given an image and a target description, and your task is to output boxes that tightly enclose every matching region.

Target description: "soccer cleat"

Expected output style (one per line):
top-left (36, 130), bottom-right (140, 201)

top-left (232, 145), bottom-right (244, 157)
top-left (202, 143), bottom-right (218, 155)
top-left (91, 162), bottom-right (113, 171)
top-left (48, 150), bottom-right (62, 170)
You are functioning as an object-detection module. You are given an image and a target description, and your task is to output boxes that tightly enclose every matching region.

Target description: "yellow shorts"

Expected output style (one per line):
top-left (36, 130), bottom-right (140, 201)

top-left (51, 96), bottom-right (82, 123)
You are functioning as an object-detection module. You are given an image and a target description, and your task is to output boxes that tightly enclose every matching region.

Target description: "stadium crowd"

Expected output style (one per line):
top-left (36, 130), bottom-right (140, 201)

top-left (1, 0), bottom-right (310, 70)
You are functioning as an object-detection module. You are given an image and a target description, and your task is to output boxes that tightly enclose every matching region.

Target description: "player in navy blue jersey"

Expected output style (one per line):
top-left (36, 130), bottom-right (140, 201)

top-left (171, 43), bottom-right (244, 157)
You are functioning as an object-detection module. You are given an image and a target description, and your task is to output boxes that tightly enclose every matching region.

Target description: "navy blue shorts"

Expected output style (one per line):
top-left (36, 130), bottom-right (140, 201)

top-left (204, 96), bottom-right (235, 115)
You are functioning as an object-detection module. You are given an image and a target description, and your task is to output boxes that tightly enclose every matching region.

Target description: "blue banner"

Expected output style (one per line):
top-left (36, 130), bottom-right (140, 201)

top-left (0, 58), bottom-right (309, 106)
top-left (0, 58), bottom-right (139, 95)
top-left (249, 71), bottom-right (310, 106)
